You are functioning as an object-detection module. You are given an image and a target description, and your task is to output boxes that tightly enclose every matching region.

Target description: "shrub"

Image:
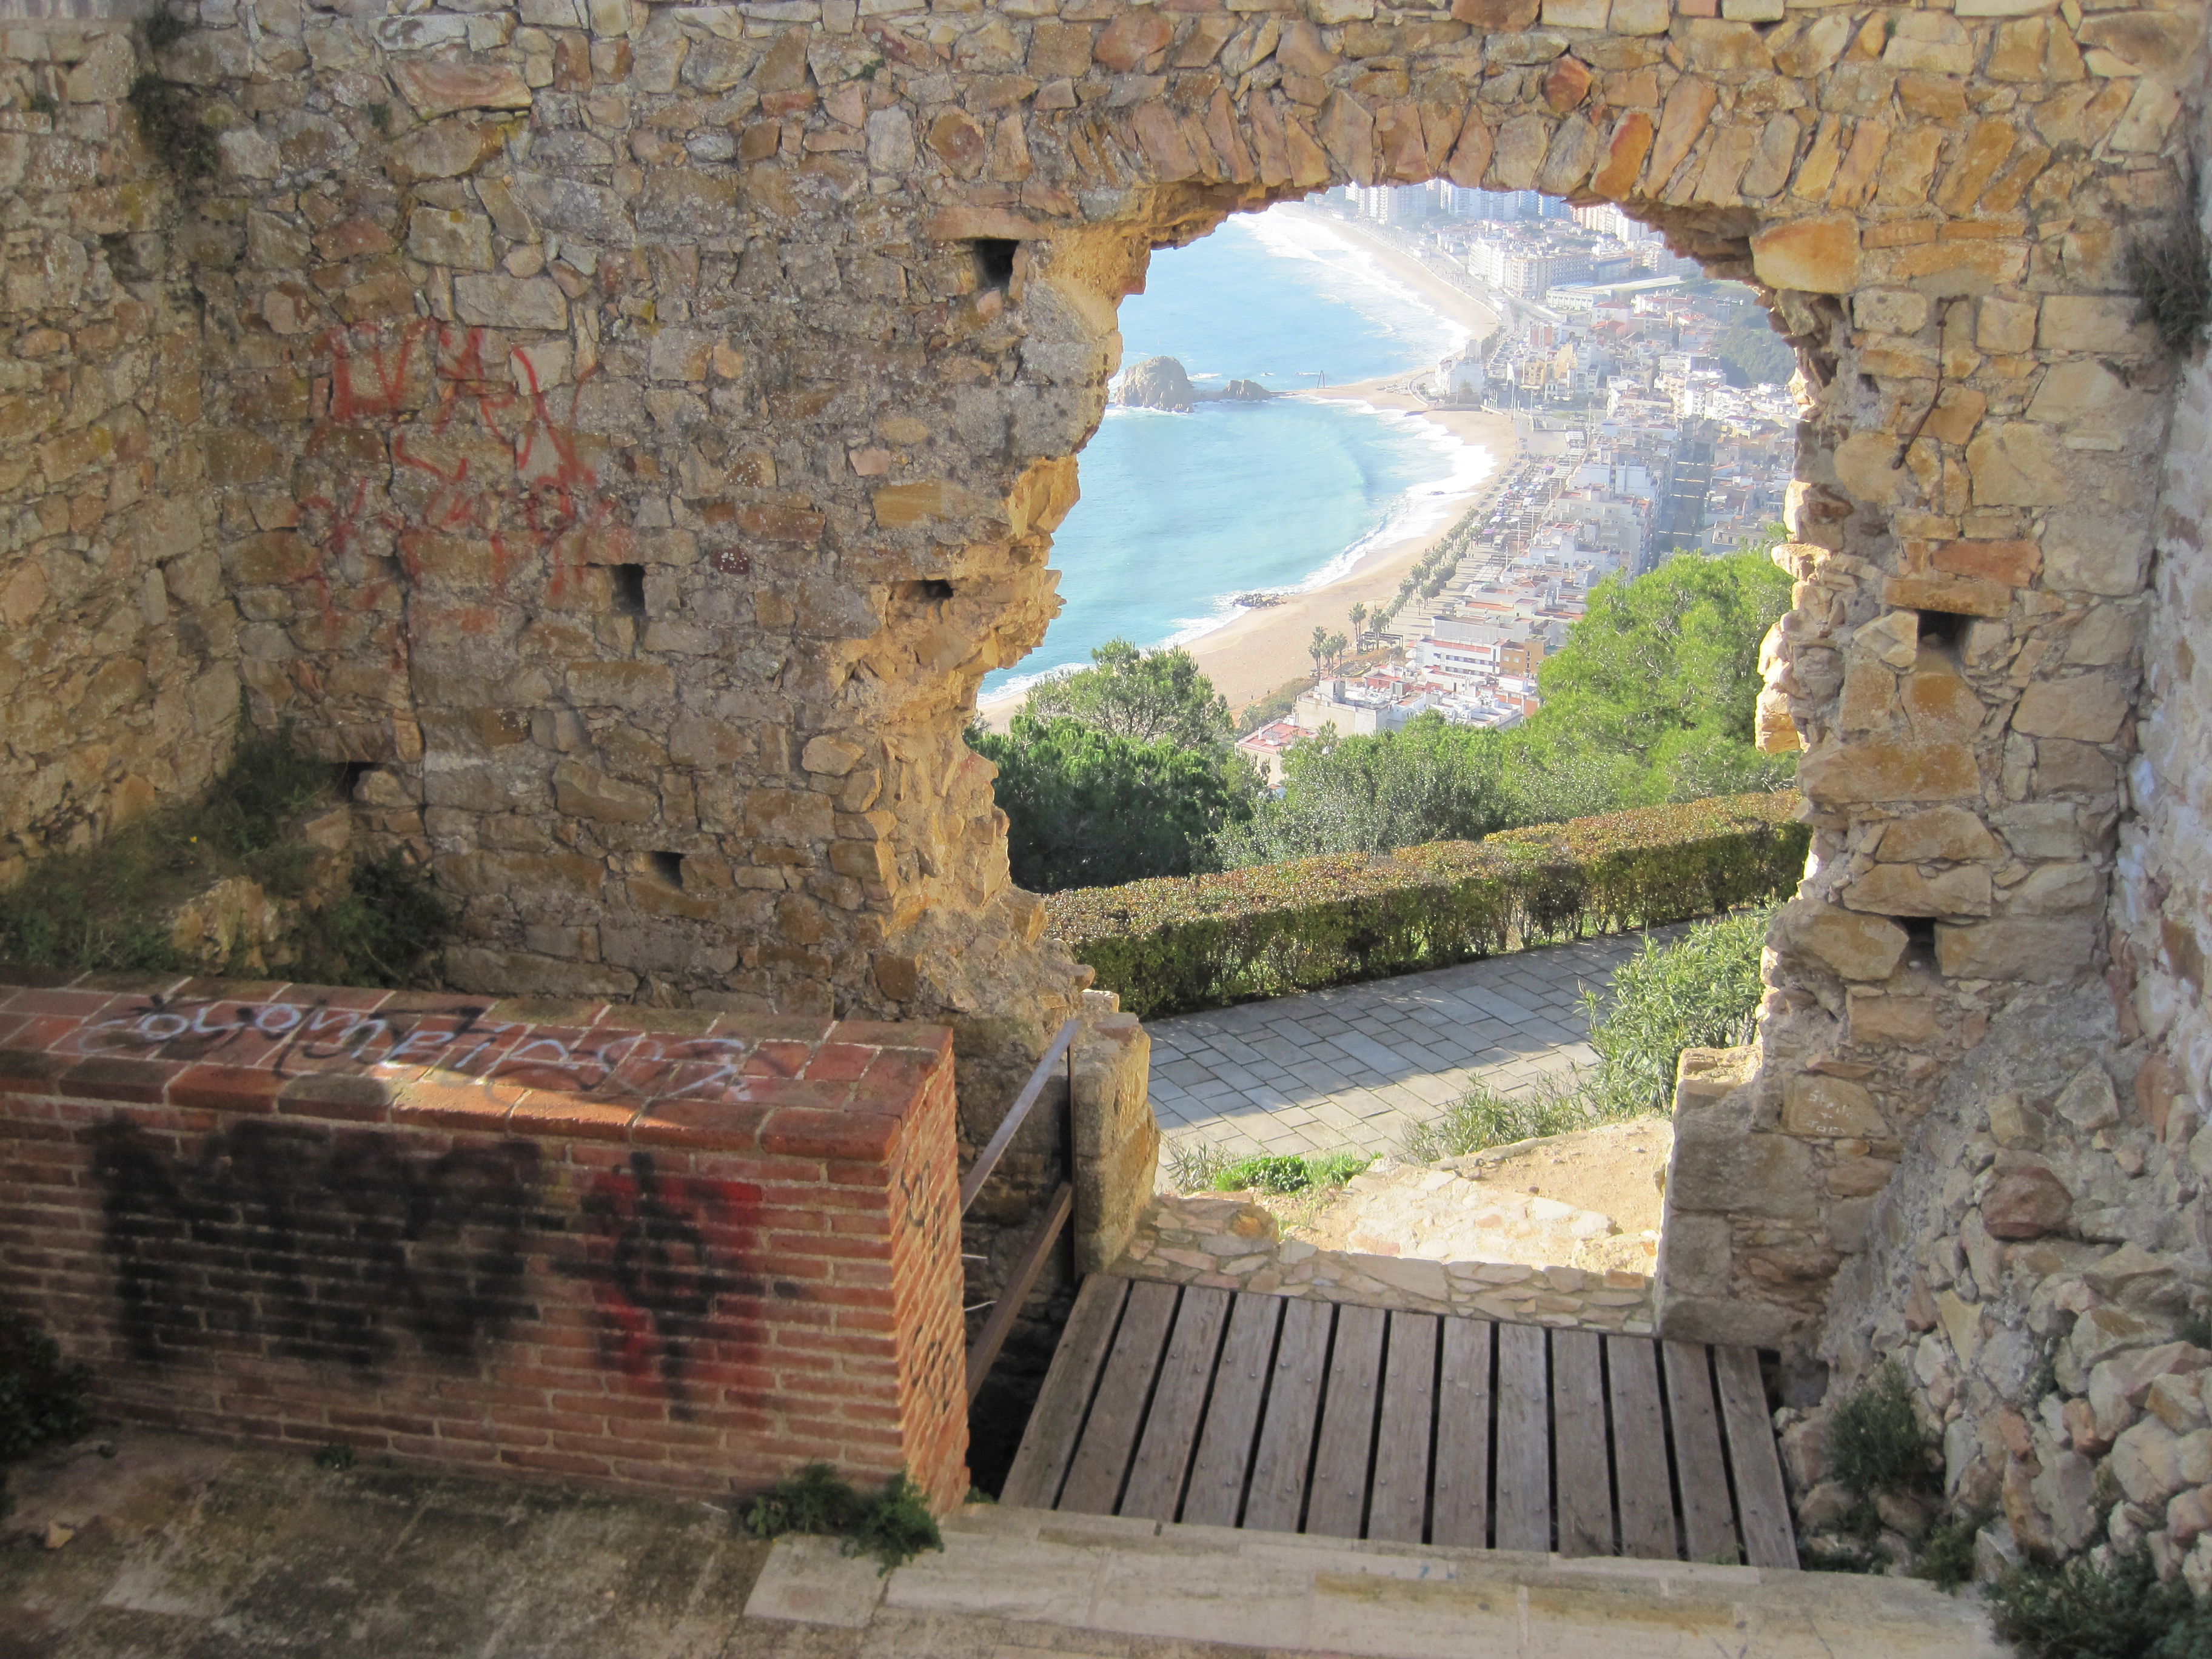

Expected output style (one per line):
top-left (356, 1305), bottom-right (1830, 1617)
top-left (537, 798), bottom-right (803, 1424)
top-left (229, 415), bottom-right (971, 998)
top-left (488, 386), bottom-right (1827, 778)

top-left (1164, 1138), bottom-right (1232, 1193)
top-left (296, 851), bottom-right (455, 990)
top-left (1988, 1547), bottom-right (2205, 1659)
top-left (1401, 1078), bottom-right (1592, 1162)
top-left (1914, 1510), bottom-right (1986, 1593)
top-left (1047, 793), bottom-right (1806, 1017)
top-left (1828, 1362), bottom-right (1937, 1501)
top-left (742, 1463), bottom-right (942, 1574)
top-left (1578, 905), bottom-right (1771, 1119)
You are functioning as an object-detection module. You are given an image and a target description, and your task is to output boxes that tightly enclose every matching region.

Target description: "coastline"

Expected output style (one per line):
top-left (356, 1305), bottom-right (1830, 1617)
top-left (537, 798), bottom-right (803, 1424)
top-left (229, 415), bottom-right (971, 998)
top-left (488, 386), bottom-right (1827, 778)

top-left (979, 207), bottom-right (1520, 723)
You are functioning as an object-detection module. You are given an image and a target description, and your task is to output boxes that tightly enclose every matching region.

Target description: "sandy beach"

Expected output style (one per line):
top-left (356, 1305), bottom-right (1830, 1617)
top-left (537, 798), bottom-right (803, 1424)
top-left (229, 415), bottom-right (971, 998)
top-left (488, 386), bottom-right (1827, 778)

top-left (982, 208), bottom-right (1520, 723)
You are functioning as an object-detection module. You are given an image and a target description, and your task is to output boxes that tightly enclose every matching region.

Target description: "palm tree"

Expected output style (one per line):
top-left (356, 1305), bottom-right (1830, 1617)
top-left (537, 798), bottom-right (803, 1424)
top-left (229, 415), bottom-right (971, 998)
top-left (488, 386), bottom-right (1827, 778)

top-left (1325, 631), bottom-right (1349, 673)
top-left (1349, 602), bottom-right (1367, 640)
top-left (1310, 625), bottom-right (1330, 681)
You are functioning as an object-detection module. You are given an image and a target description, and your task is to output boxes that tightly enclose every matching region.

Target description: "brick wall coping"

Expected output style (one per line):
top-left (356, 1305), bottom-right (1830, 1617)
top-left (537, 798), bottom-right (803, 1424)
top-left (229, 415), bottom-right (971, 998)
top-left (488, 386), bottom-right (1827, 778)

top-left (0, 967), bottom-right (952, 1162)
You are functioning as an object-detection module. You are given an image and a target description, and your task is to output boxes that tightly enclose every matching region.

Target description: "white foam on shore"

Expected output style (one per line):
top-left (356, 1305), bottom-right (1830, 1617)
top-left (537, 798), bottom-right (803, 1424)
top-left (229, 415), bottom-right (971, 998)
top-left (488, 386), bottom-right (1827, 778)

top-left (1144, 410), bottom-right (1496, 657)
top-left (1244, 207), bottom-right (1475, 358)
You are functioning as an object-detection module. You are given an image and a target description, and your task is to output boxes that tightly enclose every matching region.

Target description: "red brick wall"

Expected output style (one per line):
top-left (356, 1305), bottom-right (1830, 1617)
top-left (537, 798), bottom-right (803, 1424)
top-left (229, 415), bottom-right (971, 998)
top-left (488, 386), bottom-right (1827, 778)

top-left (0, 972), bottom-right (970, 1510)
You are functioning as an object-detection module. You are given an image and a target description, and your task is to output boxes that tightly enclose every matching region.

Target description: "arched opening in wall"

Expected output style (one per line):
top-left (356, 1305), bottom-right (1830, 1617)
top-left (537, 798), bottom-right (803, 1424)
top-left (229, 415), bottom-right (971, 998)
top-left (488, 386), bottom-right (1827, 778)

top-left (965, 183), bottom-right (1818, 1498)
top-left (976, 184), bottom-right (1807, 901)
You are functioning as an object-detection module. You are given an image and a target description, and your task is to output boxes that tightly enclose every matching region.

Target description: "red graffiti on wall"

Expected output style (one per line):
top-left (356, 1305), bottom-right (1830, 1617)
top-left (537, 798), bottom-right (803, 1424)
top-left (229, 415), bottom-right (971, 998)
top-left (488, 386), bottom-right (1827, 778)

top-left (294, 320), bottom-right (629, 632)
top-left (575, 1154), bottom-right (758, 1406)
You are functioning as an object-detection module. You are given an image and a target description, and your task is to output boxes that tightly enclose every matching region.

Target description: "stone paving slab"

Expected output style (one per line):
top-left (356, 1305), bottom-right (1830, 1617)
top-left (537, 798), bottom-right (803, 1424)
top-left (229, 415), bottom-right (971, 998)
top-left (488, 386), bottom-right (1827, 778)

top-left (1148, 929), bottom-right (1691, 1164)
top-left (755, 1504), bottom-right (2005, 1659)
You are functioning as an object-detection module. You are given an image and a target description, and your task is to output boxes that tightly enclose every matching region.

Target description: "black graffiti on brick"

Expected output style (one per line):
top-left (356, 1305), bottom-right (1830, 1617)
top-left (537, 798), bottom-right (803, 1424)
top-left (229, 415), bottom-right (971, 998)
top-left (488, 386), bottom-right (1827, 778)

top-left (93, 1118), bottom-right (543, 1372)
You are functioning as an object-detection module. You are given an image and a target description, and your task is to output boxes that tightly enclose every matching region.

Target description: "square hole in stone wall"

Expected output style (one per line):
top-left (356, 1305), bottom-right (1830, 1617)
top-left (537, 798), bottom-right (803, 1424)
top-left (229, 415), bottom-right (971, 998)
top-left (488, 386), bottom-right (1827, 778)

top-left (1917, 609), bottom-right (1967, 646)
top-left (1900, 916), bottom-right (1937, 964)
top-left (972, 239), bottom-right (1017, 291)
top-left (611, 563), bottom-right (647, 617)
top-left (649, 851), bottom-right (685, 888)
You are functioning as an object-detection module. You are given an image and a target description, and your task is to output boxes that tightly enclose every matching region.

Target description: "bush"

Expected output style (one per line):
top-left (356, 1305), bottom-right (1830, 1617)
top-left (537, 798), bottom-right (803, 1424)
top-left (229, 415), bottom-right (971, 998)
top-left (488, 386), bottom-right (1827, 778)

top-left (0, 1310), bottom-right (93, 1465)
top-left (1048, 793), bottom-right (1805, 1018)
top-left (1989, 1547), bottom-right (2207, 1659)
top-left (1578, 906), bottom-right (1770, 1119)
top-left (2128, 216), bottom-right (2211, 361)
top-left (1828, 1362), bottom-right (1937, 1501)
top-left (296, 851), bottom-right (455, 990)
top-left (1401, 1078), bottom-right (1592, 1162)
top-left (742, 1463), bottom-right (942, 1574)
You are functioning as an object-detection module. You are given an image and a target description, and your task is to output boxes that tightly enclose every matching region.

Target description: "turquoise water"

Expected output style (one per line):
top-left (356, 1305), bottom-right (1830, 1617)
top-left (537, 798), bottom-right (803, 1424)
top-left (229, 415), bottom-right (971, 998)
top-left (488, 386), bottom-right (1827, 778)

top-left (984, 209), bottom-right (1487, 699)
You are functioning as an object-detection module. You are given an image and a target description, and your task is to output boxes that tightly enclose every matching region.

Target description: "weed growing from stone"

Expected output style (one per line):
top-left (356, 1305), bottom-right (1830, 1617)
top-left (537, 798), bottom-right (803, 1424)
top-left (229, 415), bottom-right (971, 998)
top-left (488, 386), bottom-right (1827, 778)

top-left (127, 11), bottom-right (215, 182)
top-left (297, 851), bottom-right (455, 990)
top-left (1828, 1362), bottom-right (1939, 1501)
top-left (2128, 216), bottom-right (2212, 361)
top-left (1988, 1546), bottom-right (2211, 1659)
top-left (1913, 1509), bottom-right (1988, 1592)
top-left (1164, 1137), bottom-right (1231, 1192)
top-left (742, 1464), bottom-right (942, 1574)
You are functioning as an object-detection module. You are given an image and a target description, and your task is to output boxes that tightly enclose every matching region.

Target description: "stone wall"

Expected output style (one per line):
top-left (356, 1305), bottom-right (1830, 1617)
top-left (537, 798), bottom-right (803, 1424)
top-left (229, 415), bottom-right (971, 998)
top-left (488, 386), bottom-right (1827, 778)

top-left (1, 0), bottom-right (2210, 1569)
top-left (0, 968), bottom-right (973, 1507)
top-left (0, 20), bottom-right (236, 891)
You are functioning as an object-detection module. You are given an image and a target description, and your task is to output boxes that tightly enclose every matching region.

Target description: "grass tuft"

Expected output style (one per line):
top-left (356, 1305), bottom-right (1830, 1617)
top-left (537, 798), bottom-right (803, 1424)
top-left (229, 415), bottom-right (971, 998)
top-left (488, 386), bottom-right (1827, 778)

top-left (1212, 1150), bottom-right (1373, 1194)
top-left (126, 72), bottom-right (215, 179)
top-left (742, 1464), bottom-right (942, 1574)
top-left (1401, 1076), bottom-right (1593, 1162)
top-left (1914, 1509), bottom-right (1986, 1593)
top-left (2128, 216), bottom-right (2212, 361)
top-left (1828, 1362), bottom-right (1937, 1501)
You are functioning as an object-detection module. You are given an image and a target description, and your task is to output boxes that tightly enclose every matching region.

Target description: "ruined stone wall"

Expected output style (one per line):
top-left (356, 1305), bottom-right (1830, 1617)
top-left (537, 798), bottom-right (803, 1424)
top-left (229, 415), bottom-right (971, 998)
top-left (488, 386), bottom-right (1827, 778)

top-left (0, 21), bottom-right (236, 891)
top-left (1, 0), bottom-right (2208, 1526)
top-left (1769, 19), bottom-right (2212, 1578)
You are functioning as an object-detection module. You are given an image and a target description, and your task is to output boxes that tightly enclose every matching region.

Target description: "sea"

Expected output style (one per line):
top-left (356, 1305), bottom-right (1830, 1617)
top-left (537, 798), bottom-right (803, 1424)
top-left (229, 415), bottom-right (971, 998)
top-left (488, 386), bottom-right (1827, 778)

top-left (982, 207), bottom-right (1494, 702)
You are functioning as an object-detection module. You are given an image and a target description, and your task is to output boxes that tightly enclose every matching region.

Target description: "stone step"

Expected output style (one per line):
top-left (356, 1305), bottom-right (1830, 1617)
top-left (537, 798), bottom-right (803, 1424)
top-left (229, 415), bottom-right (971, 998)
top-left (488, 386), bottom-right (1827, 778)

top-left (745, 1503), bottom-right (2006, 1659)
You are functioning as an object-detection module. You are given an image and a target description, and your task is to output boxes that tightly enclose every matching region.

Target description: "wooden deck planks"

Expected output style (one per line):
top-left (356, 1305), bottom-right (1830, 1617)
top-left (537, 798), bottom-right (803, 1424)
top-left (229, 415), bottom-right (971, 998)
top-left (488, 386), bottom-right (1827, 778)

top-left (1002, 1273), bottom-right (1129, 1509)
top-left (1493, 1321), bottom-right (1552, 1553)
top-left (1663, 1339), bottom-right (1742, 1566)
top-left (1431, 1316), bottom-right (1494, 1549)
top-left (1014, 1276), bottom-right (1798, 1572)
top-left (1606, 1335), bottom-right (1680, 1561)
top-left (1178, 1292), bottom-right (1282, 1528)
top-left (1551, 1329), bottom-right (1613, 1558)
top-left (1306, 1304), bottom-right (1389, 1539)
top-left (1119, 1286), bottom-right (1232, 1522)
top-left (1367, 1313), bottom-right (1439, 1545)
top-left (1057, 1279), bottom-right (1179, 1515)
top-left (1241, 1296), bottom-right (1334, 1535)
top-left (1714, 1345), bottom-right (1798, 1569)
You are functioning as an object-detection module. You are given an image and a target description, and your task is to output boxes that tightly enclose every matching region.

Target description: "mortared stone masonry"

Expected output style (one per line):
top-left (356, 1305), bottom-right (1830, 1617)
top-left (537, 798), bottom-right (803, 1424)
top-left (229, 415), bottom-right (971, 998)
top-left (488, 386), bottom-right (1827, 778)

top-left (0, 968), bottom-right (969, 1509)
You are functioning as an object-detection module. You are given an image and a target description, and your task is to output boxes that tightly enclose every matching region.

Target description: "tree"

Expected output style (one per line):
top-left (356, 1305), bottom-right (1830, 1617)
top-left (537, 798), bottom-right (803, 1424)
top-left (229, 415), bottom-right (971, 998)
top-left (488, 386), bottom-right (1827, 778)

top-left (1349, 602), bottom-right (1367, 639)
top-left (1309, 625), bottom-right (1330, 680)
top-left (1511, 544), bottom-right (1794, 806)
top-left (1217, 714), bottom-right (1513, 866)
top-left (970, 716), bottom-right (1255, 893)
top-left (1023, 638), bottom-right (1232, 752)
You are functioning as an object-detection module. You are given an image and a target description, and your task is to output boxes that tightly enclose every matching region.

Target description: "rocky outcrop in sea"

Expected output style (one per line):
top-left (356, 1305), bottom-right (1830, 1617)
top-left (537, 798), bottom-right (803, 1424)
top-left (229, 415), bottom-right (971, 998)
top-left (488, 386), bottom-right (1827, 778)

top-left (1113, 356), bottom-right (1277, 412)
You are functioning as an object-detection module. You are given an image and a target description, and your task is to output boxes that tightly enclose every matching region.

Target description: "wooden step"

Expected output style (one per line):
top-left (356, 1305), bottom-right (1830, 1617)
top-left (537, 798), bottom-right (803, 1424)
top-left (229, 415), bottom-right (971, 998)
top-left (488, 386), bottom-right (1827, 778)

top-left (1000, 1275), bottom-right (1797, 1568)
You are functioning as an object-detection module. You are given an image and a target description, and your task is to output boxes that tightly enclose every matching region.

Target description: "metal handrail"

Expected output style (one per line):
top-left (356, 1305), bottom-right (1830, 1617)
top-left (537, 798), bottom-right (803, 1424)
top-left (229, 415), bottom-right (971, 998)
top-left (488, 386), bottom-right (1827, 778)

top-left (961, 1016), bottom-right (1082, 1401)
top-left (959, 1016), bottom-right (1080, 1213)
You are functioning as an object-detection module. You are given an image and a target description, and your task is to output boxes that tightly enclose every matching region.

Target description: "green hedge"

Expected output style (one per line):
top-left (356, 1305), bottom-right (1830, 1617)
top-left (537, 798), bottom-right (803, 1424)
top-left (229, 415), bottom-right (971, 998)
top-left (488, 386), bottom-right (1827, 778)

top-left (1045, 793), bottom-right (1808, 1018)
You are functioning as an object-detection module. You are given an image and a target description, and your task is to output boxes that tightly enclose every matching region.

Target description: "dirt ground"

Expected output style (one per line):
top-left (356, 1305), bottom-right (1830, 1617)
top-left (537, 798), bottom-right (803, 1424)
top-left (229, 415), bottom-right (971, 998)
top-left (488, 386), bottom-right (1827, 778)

top-left (1224, 1117), bottom-right (1674, 1273)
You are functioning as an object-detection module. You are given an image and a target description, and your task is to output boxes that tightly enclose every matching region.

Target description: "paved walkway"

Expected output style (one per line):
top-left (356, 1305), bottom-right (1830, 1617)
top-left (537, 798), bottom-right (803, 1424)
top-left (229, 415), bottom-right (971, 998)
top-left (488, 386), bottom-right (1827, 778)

top-left (1146, 928), bottom-right (1690, 1162)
